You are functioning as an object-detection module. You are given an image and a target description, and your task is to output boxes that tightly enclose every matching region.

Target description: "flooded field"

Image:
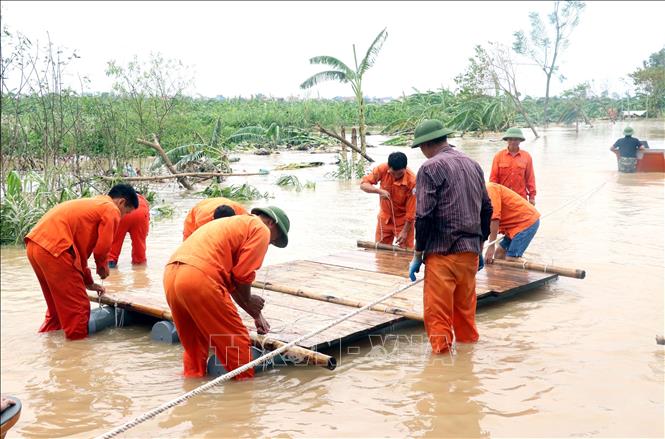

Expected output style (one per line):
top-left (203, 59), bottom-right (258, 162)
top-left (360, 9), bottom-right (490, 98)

top-left (1, 120), bottom-right (663, 438)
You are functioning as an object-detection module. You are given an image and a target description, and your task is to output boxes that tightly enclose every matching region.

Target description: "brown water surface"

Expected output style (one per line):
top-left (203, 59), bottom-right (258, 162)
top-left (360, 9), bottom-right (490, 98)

top-left (2, 121), bottom-right (663, 438)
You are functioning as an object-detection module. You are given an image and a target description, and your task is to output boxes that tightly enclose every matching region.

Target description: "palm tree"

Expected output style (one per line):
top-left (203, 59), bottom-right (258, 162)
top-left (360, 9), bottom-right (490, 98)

top-left (300, 28), bottom-right (388, 154)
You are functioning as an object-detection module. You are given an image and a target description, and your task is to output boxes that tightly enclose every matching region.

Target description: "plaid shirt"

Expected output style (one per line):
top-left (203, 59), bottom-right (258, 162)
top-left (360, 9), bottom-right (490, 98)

top-left (415, 146), bottom-right (492, 254)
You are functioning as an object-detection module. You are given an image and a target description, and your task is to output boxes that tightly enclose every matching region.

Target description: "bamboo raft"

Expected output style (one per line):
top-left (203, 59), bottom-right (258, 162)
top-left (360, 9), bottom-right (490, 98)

top-left (88, 242), bottom-right (566, 370)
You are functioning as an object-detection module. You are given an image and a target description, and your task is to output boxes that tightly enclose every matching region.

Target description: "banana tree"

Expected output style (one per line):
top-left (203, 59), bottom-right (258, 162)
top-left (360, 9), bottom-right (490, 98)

top-left (300, 28), bottom-right (388, 155)
top-left (151, 118), bottom-right (231, 173)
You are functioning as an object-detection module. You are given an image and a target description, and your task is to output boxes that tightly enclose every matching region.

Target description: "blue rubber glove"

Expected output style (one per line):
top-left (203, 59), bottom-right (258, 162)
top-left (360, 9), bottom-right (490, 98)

top-left (409, 252), bottom-right (423, 281)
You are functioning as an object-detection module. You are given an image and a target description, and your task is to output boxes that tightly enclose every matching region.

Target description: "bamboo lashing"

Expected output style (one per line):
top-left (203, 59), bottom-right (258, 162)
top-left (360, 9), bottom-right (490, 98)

top-left (356, 240), bottom-right (586, 279)
top-left (95, 279), bottom-right (423, 439)
top-left (252, 280), bottom-right (423, 321)
top-left (87, 292), bottom-right (335, 369)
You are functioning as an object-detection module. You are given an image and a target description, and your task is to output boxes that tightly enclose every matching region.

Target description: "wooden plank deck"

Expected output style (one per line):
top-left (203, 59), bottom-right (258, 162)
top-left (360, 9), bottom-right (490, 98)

top-left (89, 247), bottom-right (558, 356)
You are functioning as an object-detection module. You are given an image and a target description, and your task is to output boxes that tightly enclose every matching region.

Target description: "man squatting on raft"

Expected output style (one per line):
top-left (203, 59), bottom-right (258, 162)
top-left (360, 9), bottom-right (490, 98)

top-left (360, 151), bottom-right (417, 248)
top-left (164, 206), bottom-right (290, 380)
top-left (407, 119), bottom-right (493, 353)
top-left (25, 184), bottom-right (138, 340)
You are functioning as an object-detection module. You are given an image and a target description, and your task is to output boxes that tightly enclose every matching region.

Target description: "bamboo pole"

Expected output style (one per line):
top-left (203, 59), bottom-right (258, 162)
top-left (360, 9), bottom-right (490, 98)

top-left (253, 281), bottom-right (423, 321)
top-left (316, 124), bottom-right (374, 163)
top-left (87, 293), bottom-right (336, 369)
top-left (252, 334), bottom-right (336, 370)
top-left (98, 171), bottom-right (265, 182)
top-left (357, 240), bottom-right (412, 253)
top-left (356, 240), bottom-right (586, 279)
top-left (137, 135), bottom-right (193, 190)
top-left (490, 259), bottom-right (586, 279)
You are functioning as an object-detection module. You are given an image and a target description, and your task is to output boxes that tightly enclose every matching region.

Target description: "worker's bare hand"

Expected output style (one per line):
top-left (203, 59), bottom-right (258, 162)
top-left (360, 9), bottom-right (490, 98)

top-left (97, 264), bottom-right (110, 279)
top-left (378, 189), bottom-right (391, 199)
top-left (246, 294), bottom-right (265, 317)
top-left (484, 246), bottom-right (495, 264)
top-left (254, 314), bottom-right (270, 335)
top-left (86, 282), bottom-right (106, 295)
top-left (395, 230), bottom-right (408, 247)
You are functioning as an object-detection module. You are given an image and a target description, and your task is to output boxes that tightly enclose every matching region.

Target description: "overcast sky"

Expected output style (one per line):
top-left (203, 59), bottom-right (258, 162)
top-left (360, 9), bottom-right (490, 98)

top-left (1, 1), bottom-right (664, 99)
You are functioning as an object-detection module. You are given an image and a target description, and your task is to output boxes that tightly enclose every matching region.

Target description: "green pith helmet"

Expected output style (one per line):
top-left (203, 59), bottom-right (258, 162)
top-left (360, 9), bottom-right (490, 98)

top-left (623, 126), bottom-right (634, 136)
top-left (251, 206), bottom-right (290, 248)
top-left (502, 127), bottom-right (525, 141)
top-left (411, 119), bottom-right (455, 148)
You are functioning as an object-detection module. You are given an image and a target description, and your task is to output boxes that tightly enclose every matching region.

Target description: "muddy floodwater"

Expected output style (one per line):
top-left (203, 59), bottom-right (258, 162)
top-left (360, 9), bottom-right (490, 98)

top-left (1, 121), bottom-right (663, 438)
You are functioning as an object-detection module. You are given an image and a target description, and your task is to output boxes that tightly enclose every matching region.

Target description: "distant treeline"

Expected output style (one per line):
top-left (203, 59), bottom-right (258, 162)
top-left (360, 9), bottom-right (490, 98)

top-left (0, 90), bottom-right (648, 163)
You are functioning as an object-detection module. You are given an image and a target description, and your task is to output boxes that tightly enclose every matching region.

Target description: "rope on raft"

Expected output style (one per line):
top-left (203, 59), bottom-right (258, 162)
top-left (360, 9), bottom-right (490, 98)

top-left (94, 278), bottom-right (423, 439)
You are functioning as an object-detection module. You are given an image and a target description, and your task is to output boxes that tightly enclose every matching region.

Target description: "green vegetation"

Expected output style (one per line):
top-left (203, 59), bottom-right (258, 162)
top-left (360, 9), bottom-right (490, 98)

top-left (301, 28), bottom-right (388, 154)
top-left (630, 47), bottom-right (665, 117)
top-left (330, 154), bottom-right (369, 180)
top-left (198, 183), bottom-right (270, 201)
top-left (0, 171), bottom-right (92, 245)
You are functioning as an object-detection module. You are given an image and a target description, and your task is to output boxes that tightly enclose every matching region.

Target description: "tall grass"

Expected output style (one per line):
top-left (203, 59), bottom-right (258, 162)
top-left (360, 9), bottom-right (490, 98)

top-left (0, 171), bottom-right (93, 245)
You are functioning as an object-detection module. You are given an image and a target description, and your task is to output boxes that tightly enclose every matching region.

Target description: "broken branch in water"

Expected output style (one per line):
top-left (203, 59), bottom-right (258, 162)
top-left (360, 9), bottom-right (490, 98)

top-left (316, 125), bottom-right (375, 163)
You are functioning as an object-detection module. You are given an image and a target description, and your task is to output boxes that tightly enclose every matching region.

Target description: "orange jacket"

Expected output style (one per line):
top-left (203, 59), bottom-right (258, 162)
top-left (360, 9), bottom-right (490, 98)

top-left (486, 182), bottom-right (540, 239)
top-left (183, 197), bottom-right (248, 240)
top-left (25, 195), bottom-right (120, 284)
top-left (169, 215), bottom-right (270, 289)
top-left (489, 149), bottom-right (536, 200)
top-left (361, 163), bottom-right (416, 226)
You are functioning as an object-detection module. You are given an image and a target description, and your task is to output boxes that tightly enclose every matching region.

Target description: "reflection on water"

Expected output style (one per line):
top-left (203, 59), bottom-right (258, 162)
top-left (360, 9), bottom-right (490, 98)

top-left (1, 121), bottom-right (663, 437)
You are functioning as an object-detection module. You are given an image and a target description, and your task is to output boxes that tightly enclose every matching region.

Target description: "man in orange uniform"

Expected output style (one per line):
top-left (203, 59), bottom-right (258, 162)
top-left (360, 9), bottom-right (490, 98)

top-left (484, 182), bottom-right (540, 263)
top-left (360, 151), bottom-right (416, 248)
top-left (182, 197), bottom-right (247, 240)
top-left (164, 206), bottom-right (290, 379)
top-left (408, 120), bottom-right (493, 354)
top-left (25, 184), bottom-right (138, 340)
top-left (489, 127), bottom-right (537, 205)
top-left (108, 193), bottom-right (150, 268)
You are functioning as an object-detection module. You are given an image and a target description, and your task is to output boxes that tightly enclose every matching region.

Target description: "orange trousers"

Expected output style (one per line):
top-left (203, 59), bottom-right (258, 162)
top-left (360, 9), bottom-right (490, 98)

top-left (26, 241), bottom-right (90, 340)
top-left (163, 263), bottom-right (254, 379)
top-left (375, 218), bottom-right (414, 249)
top-left (423, 252), bottom-right (479, 353)
top-left (108, 208), bottom-right (149, 264)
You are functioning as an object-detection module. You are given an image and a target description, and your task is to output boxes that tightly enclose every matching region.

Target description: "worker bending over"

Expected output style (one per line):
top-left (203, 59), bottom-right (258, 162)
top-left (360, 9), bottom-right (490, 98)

top-left (182, 197), bottom-right (247, 240)
top-left (164, 206), bottom-right (290, 379)
top-left (484, 182), bottom-right (541, 263)
top-left (360, 151), bottom-right (416, 248)
top-left (25, 184), bottom-right (138, 340)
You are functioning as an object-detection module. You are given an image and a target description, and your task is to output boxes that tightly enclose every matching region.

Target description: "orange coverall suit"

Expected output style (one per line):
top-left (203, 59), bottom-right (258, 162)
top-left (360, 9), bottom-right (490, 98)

top-left (164, 215), bottom-right (270, 379)
top-left (25, 196), bottom-right (120, 340)
top-left (182, 197), bottom-right (248, 241)
top-left (361, 163), bottom-right (416, 248)
top-left (108, 194), bottom-right (150, 265)
top-left (486, 182), bottom-right (541, 239)
top-left (489, 149), bottom-right (537, 201)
